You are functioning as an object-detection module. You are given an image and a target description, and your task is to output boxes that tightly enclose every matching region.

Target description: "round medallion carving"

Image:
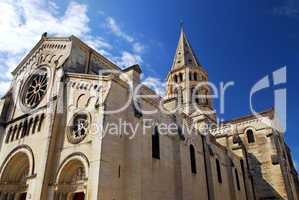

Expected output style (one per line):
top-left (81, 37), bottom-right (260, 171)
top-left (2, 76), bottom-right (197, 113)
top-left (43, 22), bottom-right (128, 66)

top-left (67, 113), bottom-right (89, 144)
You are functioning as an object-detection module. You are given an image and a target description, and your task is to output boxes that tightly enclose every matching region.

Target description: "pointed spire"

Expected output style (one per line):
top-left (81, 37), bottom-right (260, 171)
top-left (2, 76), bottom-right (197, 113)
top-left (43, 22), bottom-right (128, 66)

top-left (171, 25), bottom-right (201, 70)
top-left (180, 20), bottom-right (184, 32)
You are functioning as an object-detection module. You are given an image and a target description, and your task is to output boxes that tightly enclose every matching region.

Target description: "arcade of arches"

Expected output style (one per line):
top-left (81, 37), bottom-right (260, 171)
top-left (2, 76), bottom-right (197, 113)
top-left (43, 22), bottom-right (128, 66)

top-left (0, 151), bottom-right (88, 200)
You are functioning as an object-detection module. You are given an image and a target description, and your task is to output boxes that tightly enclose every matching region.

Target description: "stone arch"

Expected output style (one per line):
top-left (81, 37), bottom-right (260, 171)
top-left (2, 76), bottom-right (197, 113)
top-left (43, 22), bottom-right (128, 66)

top-left (76, 94), bottom-right (88, 108)
top-left (0, 152), bottom-right (29, 184)
top-left (56, 153), bottom-right (89, 184)
top-left (0, 145), bottom-right (35, 178)
top-left (244, 126), bottom-right (256, 143)
top-left (244, 126), bottom-right (256, 134)
top-left (54, 153), bottom-right (89, 199)
top-left (86, 96), bottom-right (97, 108)
top-left (0, 145), bottom-right (35, 198)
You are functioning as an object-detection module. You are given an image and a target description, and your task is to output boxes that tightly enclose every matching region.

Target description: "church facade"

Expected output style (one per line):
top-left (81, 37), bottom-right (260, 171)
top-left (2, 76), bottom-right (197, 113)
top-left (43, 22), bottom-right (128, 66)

top-left (0, 28), bottom-right (297, 200)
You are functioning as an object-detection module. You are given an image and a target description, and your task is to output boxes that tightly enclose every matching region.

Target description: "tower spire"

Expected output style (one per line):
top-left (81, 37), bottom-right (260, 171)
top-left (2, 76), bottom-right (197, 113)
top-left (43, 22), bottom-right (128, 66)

top-left (171, 26), bottom-right (201, 70)
top-left (165, 27), bottom-right (214, 118)
top-left (180, 20), bottom-right (184, 32)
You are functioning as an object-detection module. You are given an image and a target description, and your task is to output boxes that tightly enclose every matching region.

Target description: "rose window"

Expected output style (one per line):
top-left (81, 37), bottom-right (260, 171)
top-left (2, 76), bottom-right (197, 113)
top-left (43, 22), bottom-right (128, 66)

top-left (68, 114), bottom-right (89, 144)
top-left (23, 71), bottom-right (48, 108)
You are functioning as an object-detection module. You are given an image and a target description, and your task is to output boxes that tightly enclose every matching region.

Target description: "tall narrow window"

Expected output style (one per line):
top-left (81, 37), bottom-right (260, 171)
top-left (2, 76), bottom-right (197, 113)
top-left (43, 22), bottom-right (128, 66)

top-left (32, 116), bottom-right (39, 134)
top-left (189, 72), bottom-right (192, 81)
top-left (179, 73), bottom-right (183, 82)
top-left (216, 158), bottom-right (222, 183)
top-left (190, 145), bottom-right (197, 174)
top-left (235, 169), bottom-right (241, 191)
top-left (21, 120), bottom-right (28, 138)
top-left (246, 129), bottom-right (255, 143)
top-left (11, 125), bottom-right (17, 142)
top-left (5, 127), bottom-right (12, 143)
top-left (38, 114), bottom-right (45, 132)
top-left (194, 72), bottom-right (198, 81)
top-left (152, 126), bottom-right (160, 159)
top-left (28, 118), bottom-right (33, 136)
top-left (240, 159), bottom-right (245, 178)
top-left (16, 123), bottom-right (22, 140)
top-left (174, 75), bottom-right (178, 83)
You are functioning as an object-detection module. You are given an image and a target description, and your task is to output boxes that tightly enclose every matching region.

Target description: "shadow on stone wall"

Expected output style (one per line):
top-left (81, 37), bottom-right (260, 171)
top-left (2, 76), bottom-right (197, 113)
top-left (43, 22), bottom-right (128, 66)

top-left (247, 153), bottom-right (284, 200)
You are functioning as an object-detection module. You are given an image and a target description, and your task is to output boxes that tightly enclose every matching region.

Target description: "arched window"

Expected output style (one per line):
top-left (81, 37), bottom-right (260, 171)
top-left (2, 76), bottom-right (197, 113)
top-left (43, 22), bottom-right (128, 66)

top-left (189, 72), bottom-right (192, 81)
top-left (179, 73), bottom-right (183, 82)
top-left (235, 169), bottom-right (241, 191)
top-left (190, 145), bottom-right (197, 174)
top-left (216, 158), bottom-right (222, 183)
top-left (174, 75), bottom-right (178, 83)
top-left (194, 72), bottom-right (198, 81)
top-left (152, 126), bottom-right (160, 159)
top-left (246, 129), bottom-right (255, 143)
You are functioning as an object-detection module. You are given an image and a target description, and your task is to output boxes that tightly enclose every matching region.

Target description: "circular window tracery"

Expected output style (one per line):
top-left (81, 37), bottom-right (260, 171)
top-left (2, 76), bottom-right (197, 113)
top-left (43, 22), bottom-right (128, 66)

top-left (22, 69), bottom-right (48, 108)
top-left (67, 114), bottom-right (89, 144)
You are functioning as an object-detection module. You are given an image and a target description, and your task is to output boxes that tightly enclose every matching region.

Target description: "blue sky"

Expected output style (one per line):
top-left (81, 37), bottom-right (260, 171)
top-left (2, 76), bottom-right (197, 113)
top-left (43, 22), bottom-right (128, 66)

top-left (0, 0), bottom-right (298, 167)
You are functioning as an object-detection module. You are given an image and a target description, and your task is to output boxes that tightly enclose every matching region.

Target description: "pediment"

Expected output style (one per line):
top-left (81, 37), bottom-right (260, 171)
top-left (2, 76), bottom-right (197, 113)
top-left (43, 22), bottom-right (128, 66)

top-left (12, 36), bottom-right (72, 79)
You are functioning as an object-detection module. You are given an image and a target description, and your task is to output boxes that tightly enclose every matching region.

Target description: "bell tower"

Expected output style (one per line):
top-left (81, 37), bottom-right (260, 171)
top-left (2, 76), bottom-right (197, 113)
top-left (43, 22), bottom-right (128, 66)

top-left (164, 26), bottom-right (216, 130)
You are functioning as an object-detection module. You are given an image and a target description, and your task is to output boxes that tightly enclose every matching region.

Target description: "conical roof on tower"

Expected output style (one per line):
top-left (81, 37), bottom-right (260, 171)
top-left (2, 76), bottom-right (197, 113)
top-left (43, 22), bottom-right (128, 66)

top-left (171, 26), bottom-right (201, 70)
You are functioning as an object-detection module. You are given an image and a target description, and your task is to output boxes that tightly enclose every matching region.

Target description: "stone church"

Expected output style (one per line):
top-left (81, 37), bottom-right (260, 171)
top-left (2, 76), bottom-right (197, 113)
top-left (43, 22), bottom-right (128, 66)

top-left (0, 27), bottom-right (297, 200)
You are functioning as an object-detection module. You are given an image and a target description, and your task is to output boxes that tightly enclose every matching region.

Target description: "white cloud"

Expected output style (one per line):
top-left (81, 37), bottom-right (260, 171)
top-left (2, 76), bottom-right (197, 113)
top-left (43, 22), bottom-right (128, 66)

top-left (84, 36), bottom-right (113, 51)
top-left (104, 16), bottom-right (146, 56)
top-left (48, 0), bottom-right (59, 15)
top-left (0, 0), bottom-right (90, 54)
top-left (142, 76), bottom-right (166, 96)
top-left (294, 159), bottom-right (298, 171)
top-left (0, 0), bottom-right (112, 95)
top-left (105, 17), bottom-right (134, 43)
top-left (0, 0), bottom-right (150, 95)
top-left (133, 42), bottom-right (145, 53)
top-left (114, 51), bottom-right (143, 68)
top-left (0, 81), bottom-right (11, 95)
